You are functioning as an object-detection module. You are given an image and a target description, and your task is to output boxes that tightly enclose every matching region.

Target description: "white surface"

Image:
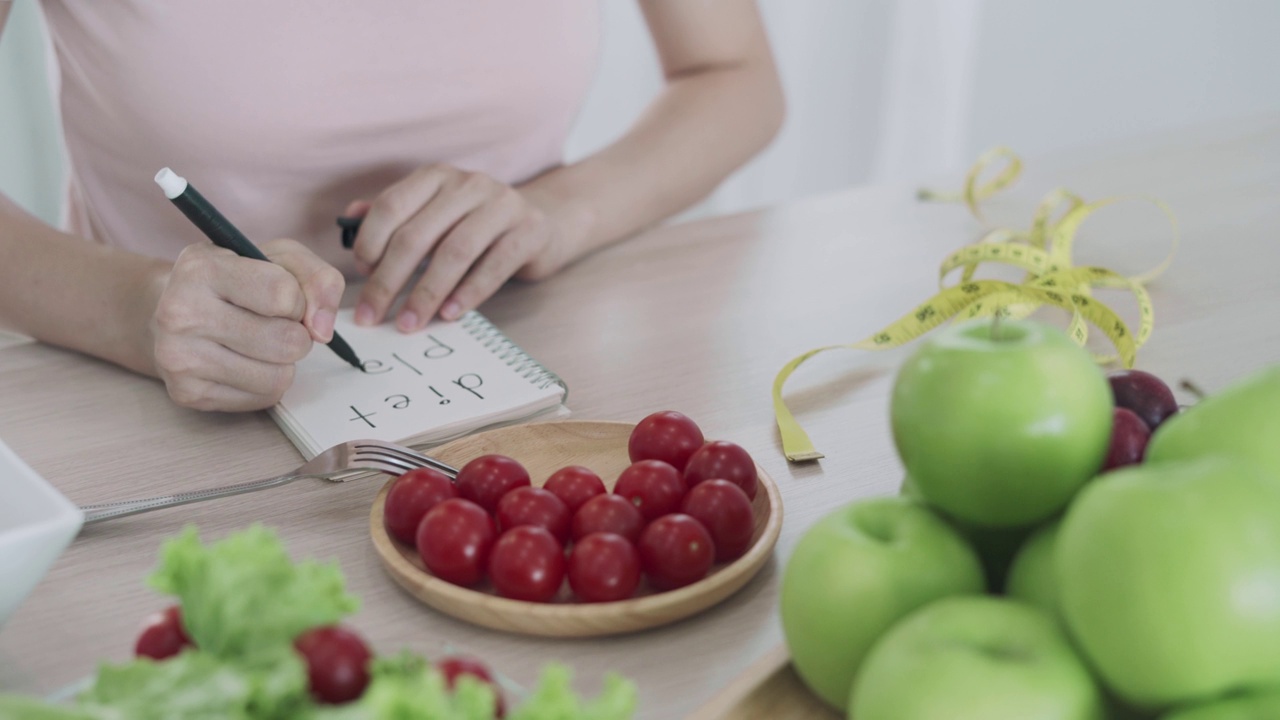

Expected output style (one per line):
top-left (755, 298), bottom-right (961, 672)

top-left (0, 437), bottom-right (83, 627)
top-left (273, 310), bottom-right (567, 459)
top-left (153, 167), bottom-right (186, 200)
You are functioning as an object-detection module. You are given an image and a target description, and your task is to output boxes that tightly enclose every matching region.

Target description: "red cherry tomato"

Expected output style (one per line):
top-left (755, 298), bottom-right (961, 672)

top-left (572, 493), bottom-right (646, 543)
top-left (543, 466), bottom-right (607, 515)
top-left (613, 460), bottom-right (686, 522)
top-left (628, 411), bottom-right (705, 472)
top-left (437, 656), bottom-right (506, 717)
top-left (294, 625), bottom-right (372, 705)
top-left (417, 498), bottom-right (497, 587)
top-left (134, 605), bottom-right (192, 660)
top-left (568, 532), bottom-right (642, 603)
top-left (680, 479), bottom-right (755, 562)
top-left (496, 486), bottom-right (571, 544)
top-left (638, 514), bottom-right (715, 590)
top-left (683, 441), bottom-right (758, 499)
top-left (488, 526), bottom-right (566, 603)
top-left (455, 455), bottom-right (531, 513)
top-left (383, 468), bottom-right (459, 546)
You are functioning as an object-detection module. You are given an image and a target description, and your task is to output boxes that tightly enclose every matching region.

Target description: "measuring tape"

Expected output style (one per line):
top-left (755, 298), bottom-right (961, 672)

top-left (772, 147), bottom-right (1179, 462)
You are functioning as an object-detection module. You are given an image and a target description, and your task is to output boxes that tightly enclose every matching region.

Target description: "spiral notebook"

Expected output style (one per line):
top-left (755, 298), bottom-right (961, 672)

top-left (270, 310), bottom-right (568, 459)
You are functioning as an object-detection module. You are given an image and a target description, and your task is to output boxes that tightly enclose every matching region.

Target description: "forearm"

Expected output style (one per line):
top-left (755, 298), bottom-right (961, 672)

top-left (0, 194), bottom-right (167, 376)
top-left (520, 58), bottom-right (784, 269)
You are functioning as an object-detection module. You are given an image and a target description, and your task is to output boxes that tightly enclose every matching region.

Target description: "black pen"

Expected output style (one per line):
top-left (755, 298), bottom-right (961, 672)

top-left (154, 168), bottom-right (364, 371)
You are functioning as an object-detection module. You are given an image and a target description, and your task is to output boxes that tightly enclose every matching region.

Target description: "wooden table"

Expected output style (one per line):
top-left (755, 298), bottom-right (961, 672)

top-left (3, 118), bottom-right (1280, 718)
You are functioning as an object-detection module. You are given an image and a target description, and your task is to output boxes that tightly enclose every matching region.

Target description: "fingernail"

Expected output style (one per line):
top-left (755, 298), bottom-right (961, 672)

top-left (396, 310), bottom-right (419, 333)
top-left (355, 303), bottom-right (376, 326)
top-left (313, 310), bottom-right (336, 342)
top-left (440, 301), bottom-right (462, 321)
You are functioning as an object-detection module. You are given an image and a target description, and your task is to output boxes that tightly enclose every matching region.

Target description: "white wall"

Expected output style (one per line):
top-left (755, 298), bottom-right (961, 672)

top-left (4, 0), bottom-right (1280, 226)
top-left (0, 0), bottom-right (63, 225)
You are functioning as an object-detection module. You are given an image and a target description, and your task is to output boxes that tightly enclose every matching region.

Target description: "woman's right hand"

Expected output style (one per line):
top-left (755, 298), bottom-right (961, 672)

top-left (148, 239), bottom-right (344, 411)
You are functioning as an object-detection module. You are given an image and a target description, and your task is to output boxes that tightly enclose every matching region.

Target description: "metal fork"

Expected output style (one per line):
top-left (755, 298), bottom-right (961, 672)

top-left (79, 440), bottom-right (458, 525)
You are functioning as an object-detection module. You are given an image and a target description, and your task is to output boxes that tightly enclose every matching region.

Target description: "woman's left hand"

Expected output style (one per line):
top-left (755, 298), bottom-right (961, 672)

top-left (347, 164), bottom-right (568, 331)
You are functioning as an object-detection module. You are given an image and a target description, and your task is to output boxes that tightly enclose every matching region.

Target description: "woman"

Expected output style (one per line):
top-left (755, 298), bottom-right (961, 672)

top-left (0, 1), bottom-right (784, 411)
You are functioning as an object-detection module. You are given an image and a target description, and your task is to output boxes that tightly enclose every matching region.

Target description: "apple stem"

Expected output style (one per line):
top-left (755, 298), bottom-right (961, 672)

top-left (990, 307), bottom-right (1006, 341)
top-left (1179, 378), bottom-right (1207, 401)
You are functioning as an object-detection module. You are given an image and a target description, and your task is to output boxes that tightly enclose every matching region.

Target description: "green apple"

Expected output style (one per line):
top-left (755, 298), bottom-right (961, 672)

top-left (849, 596), bottom-right (1105, 720)
top-left (780, 496), bottom-right (985, 709)
top-left (1057, 456), bottom-right (1280, 708)
top-left (1147, 365), bottom-right (1280, 479)
top-left (1006, 519), bottom-right (1062, 621)
top-left (891, 319), bottom-right (1112, 527)
top-left (901, 474), bottom-right (1032, 591)
top-left (1161, 689), bottom-right (1280, 720)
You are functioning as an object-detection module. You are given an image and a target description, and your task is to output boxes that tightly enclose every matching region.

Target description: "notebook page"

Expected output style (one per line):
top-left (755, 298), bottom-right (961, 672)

top-left (272, 310), bottom-right (565, 458)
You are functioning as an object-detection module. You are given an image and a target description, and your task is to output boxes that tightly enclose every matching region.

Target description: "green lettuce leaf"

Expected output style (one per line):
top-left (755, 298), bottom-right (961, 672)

top-left (508, 664), bottom-right (636, 720)
top-left (0, 527), bottom-right (637, 720)
top-left (303, 656), bottom-right (497, 720)
top-left (148, 525), bottom-right (358, 661)
top-left (0, 696), bottom-right (101, 720)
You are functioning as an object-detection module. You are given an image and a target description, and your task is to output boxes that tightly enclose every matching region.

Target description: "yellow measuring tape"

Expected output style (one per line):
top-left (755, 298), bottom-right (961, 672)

top-left (772, 147), bottom-right (1179, 462)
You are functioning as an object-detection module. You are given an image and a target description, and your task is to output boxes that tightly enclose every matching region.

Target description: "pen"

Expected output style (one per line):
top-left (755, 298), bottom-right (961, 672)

top-left (337, 215), bottom-right (362, 249)
top-left (154, 168), bottom-right (365, 371)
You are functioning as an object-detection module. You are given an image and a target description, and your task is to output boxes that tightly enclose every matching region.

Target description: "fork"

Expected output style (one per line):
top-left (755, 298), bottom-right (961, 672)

top-left (79, 440), bottom-right (458, 525)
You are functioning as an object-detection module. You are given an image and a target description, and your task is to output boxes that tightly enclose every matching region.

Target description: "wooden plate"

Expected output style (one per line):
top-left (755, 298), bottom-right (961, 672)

top-left (688, 644), bottom-right (840, 720)
top-left (370, 420), bottom-right (783, 637)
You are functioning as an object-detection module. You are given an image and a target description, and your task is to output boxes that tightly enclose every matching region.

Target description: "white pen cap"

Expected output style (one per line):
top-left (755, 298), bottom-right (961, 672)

top-left (154, 167), bottom-right (188, 199)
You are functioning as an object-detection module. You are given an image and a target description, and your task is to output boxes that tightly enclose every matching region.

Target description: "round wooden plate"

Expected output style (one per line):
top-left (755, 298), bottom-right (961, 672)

top-left (370, 420), bottom-right (783, 637)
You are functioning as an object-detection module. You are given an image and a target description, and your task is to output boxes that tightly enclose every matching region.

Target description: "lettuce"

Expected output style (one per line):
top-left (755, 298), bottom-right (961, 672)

top-left (304, 657), bottom-right (634, 720)
top-left (508, 665), bottom-right (636, 720)
top-left (304, 656), bottom-right (497, 720)
top-left (148, 525), bottom-right (358, 661)
top-left (0, 526), bottom-right (638, 720)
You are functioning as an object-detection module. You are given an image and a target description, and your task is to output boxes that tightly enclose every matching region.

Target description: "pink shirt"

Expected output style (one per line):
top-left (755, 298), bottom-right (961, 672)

top-left (34, 1), bottom-right (600, 274)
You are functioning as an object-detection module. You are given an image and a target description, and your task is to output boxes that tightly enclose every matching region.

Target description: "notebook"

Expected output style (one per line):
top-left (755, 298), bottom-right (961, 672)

top-left (270, 309), bottom-right (568, 459)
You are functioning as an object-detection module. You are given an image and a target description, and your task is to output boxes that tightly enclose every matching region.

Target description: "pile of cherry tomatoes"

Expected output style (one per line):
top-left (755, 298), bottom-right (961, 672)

top-left (384, 411), bottom-right (760, 603)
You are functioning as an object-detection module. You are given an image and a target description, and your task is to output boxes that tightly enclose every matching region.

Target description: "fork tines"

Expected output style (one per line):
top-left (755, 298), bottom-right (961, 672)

top-left (352, 442), bottom-right (459, 479)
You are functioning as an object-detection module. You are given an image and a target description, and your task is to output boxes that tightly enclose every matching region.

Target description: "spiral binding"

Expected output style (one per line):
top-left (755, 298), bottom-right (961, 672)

top-left (460, 311), bottom-right (569, 400)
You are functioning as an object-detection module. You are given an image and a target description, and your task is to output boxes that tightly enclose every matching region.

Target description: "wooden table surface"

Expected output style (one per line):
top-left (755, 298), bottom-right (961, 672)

top-left (3, 118), bottom-right (1280, 718)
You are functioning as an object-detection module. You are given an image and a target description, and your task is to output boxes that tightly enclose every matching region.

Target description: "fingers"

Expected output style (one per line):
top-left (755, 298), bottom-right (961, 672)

top-left (354, 168), bottom-right (502, 326)
top-left (399, 197), bottom-right (536, 330)
top-left (156, 336), bottom-right (299, 412)
top-left (174, 244), bottom-right (308, 322)
top-left (444, 217), bottom-right (551, 319)
top-left (152, 242), bottom-right (323, 412)
top-left (261, 238), bottom-right (345, 342)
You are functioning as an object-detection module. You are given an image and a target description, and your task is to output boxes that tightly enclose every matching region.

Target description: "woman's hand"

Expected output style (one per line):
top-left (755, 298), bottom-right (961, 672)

top-left (347, 164), bottom-right (568, 332)
top-left (148, 239), bottom-right (344, 411)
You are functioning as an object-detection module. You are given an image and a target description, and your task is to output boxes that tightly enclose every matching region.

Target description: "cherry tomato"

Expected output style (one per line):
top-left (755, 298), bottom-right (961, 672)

top-left (455, 455), bottom-right (531, 513)
top-left (572, 493), bottom-right (646, 544)
top-left (134, 605), bottom-right (192, 660)
top-left (496, 486), bottom-right (571, 544)
top-left (417, 498), bottom-right (497, 587)
top-left (638, 514), bottom-right (715, 590)
top-left (680, 479), bottom-right (755, 562)
top-left (437, 656), bottom-right (506, 717)
top-left (294, 625), bottom-right (372, 705)
top-left (683, 440), bottom-right (758, 499)
top-left (568, 533), bottom-right (642, 603)
top-left (543, 466), bottom-right (606, 515)
top-left (613, 460), bottom-right (686, 521)
top-left (383, 468), bottom-right (459, 546)
top-left (628, 411), bottom-right (705, 472)
top-left (488, 526), bottom-right (566, 603)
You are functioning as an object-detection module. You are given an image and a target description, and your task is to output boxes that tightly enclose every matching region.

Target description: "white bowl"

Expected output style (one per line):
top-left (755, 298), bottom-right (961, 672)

top-left (0, 438), bottom-right (83, 626)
